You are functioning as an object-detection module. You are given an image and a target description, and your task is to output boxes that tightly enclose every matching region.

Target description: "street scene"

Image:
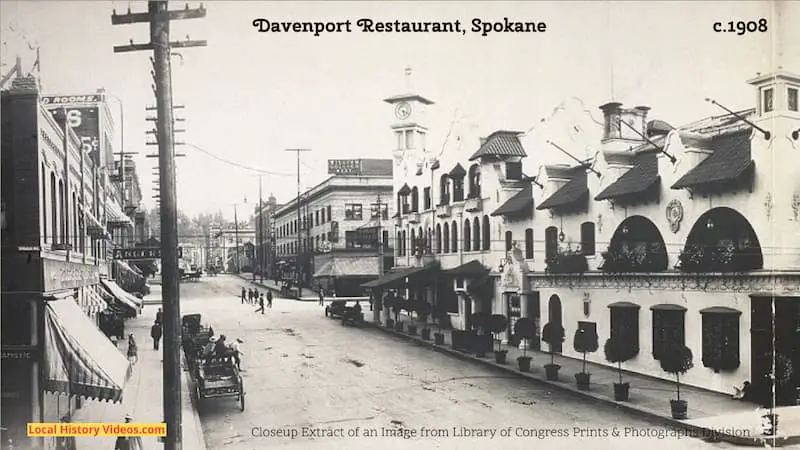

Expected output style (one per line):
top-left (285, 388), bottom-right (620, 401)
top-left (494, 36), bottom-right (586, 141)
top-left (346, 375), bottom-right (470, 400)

top-left (2, 1), bottom-right (800, 450)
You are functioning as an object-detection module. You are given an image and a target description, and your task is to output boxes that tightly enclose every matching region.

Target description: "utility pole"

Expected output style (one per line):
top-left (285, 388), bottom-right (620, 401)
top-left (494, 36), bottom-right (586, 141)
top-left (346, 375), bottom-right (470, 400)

top-left (285, 149), bottom-right (311, 297)
top-left (234, 203), bottom-right (241, 273)
top-left (111, 3), bottom-right (206, 450)
top-left (258, 175), bottom-right (264, 282)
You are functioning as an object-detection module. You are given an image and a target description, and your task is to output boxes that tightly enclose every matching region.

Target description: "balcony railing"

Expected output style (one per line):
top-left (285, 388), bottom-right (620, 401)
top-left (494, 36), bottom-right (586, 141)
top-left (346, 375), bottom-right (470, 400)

top-left (600, 246), bottom-right (667, 273)
top-left (545, 252), bottom-right (588, 274)
top-left (464, 197), bottom-right (482, 212)
top-left (676, 244), bottom-right (762, 273)
top-left (435, 204), bottom-right (452, 218)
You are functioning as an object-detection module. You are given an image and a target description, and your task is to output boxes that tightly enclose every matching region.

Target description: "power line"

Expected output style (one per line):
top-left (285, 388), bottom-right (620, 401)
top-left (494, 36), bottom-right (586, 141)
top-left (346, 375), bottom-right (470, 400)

top-left (183, 142), bottom-right (293, 176)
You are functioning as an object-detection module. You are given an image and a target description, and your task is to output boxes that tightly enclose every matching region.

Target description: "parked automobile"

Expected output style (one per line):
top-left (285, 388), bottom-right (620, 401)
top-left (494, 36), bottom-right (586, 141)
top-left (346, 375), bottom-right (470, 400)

top-left (325, 300), bottom-right (347, 318)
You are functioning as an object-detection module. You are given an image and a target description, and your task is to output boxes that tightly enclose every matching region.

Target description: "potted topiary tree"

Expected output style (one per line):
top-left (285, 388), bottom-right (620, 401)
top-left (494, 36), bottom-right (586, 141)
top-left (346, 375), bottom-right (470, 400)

top-left (541, 322), bottom-right (565, 381)
top-left (384, 295), bottom-right (396, 329)
top-left (418, 301), bottom-right (433, 341)
top-left (393, 298), bottom-right (406, 332)
top-left (604, 337), bottom-right (636, 401)
top-left (433, 309), bottom-right (446, 345)
top-left (761, 353), bottom-right (794, 436)
top-left (514, 317), bottom-right (536, 372)
top-left (470, 312), bottom-right (492, 357)
top-left (659, 343), bottom-right (694, 419)
top-left (490, 314), bottom-right (508, 364)
top-left (406, 299), bottom-right (418, 335)
top-left (573, 326), bottom-right (599, 390)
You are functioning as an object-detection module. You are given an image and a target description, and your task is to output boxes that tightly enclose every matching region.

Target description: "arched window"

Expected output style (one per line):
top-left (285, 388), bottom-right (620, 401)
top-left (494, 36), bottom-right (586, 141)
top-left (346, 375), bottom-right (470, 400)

top-left (505, 230), bottom-right (513, 251)
top-left (580, 222), bottom-right (596, 255)
top-left (439, 175), bottom-right (451, 205)
top-left (426, 227), bottom-right (432, 253)
top-left (42, 164), bottom-right (48, 243)
top-left (525, 228), bottom-right (534, 259)
top-left (545, 226), bottom-right (558, 260)
top-left (401, 230), bottom-right (407, 256)
top-left (443, 222), bottom-right (450, 253)
top-left (411, 187), bottom-right (419, 212)
top-left (464, 219), bottom-right (471, 252)
top-left (411, 229), bottom-right (416, 254)
top-left (50, 173), bottom-right (58, 244)
top-left (473, 217), bottom-right (481, 251)
top-left (482, 215), bottom-right (491, 251)
top-left (436, 224), bottom-right (442, 253)
top-left (468, 164), bottom-right (481, 199)
top-left (451, 220), bottom-right (458, 253)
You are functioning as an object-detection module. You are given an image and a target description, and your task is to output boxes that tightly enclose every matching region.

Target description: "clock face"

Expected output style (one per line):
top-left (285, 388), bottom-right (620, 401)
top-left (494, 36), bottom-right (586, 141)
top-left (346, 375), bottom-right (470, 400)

top-left (395, 102), bottom-right (412, 120)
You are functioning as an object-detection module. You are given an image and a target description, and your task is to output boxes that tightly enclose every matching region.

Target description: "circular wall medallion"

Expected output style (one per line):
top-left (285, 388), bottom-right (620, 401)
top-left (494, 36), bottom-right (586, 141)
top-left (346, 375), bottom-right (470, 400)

top-left (666, 199), bottom-right (684, 233)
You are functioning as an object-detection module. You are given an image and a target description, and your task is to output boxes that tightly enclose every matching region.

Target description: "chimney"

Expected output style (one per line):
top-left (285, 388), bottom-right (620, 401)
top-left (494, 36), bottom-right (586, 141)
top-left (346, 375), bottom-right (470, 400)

top-left (10, 75), bottom-right (39, 94)
top-left (599, 102), bottom-right (623, 142)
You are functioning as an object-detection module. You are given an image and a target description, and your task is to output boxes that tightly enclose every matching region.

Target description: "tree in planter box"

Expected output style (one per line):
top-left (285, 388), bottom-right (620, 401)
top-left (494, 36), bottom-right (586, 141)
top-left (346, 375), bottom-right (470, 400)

top-left (573, 326), bottom-right (599, 390)
top-left (417, 301), bottom-right (433, 340)
top-left (490, 314), bottom-right (508, 364)
top-left (405, 299), bottom-right (419, 335)
top-left (470, 312), bottom-right (492, 357)
top-left (384, 295), bottom-right (396, 328)
top-left (392, 298), bottom-right (406, 331)
top-left (513, 317), bottom-right (536, 372)
top-left (541, 323), bottom-right (565, 381)
top-left (659, 343), bottom-right (694, 420)
top-left (604, 337), bottom-right (637, 401)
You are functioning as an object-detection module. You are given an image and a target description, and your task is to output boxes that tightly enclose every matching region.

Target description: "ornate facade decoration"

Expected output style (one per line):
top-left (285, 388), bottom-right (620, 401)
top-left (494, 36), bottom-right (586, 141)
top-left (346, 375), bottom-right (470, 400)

top-left (764, 192), bottom-right (773, 220)
top-left (792, 192), bottom-right (800, 221)
top-left (665, 199), bottom-right (683, 233)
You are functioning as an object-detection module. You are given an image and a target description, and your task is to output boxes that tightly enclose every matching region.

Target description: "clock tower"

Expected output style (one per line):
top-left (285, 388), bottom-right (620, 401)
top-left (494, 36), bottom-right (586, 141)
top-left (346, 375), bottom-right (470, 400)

top-left (384, 67), bottom-right (435, 177)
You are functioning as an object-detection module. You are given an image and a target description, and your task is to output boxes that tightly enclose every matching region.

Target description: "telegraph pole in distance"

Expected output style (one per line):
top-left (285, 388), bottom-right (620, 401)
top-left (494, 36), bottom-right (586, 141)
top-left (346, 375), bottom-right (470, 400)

top-left (111, 3), bottom-right (206, 450)
top-left (285, 149), bottom-right (311, 298)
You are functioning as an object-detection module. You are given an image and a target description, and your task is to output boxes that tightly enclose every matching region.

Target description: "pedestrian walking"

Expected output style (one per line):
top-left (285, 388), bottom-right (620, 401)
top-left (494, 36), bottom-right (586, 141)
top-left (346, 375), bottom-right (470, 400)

top-left (267, 290), bottom-right (273, 308)
top-left (255, 294), bottom-right (265, 314)
top-left (318, 290), bottom-right (324, 306)
top-left (228, 338), bottom-right (245, 370)
top-left (241, 287), bottom-right (247, 304)
top-left (114, 414), bottom-right (143, 450)
top-left (248, 288), bottom-right (253, 304)
top-left (56, 416), bottom-right (76, 450)
top-left (126, 334), bottom-right (138, 366)
top-left (150, 321), bottom-right (162, 350)
top-left (155, 307), bottom-right (163, 326)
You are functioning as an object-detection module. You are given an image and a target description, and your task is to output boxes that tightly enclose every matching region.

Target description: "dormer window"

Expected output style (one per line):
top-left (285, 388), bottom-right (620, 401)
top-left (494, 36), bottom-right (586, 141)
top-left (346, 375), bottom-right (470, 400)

top-left (439, 175), bottom-right (450, 205)
top-left (789, 87), bottom-right (798, 112)
top-left (763, 88), bottom-right (774, 113)
top-left (468, 164), bottom-right (481, 199)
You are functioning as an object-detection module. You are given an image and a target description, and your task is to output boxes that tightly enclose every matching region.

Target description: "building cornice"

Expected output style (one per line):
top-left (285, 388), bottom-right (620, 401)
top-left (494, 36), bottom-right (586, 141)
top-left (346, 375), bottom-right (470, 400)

top-left (273, 183), bottom-right (393, 220)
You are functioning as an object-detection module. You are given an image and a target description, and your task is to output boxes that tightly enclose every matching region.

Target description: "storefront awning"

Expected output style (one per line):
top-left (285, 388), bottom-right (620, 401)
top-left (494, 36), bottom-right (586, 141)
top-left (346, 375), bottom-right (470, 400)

top-left (44, 298), bottom-right (130, 403)
top-left (84, 286), bottom-right (108, 315)
top-left (361, 262), bottom-right (439, 289)
top-left (85, 210), bottom-right (112, 240)
top-left (313, 258), bottom-right (378, 278)
top-left (100, 279), bottom-right (141, 312)
top-left (106, 200), bottom-right (133, 229)
top-left (594, 151), bottom-right (660, 202)
top-left (491, 184), bottom-right (533, 217)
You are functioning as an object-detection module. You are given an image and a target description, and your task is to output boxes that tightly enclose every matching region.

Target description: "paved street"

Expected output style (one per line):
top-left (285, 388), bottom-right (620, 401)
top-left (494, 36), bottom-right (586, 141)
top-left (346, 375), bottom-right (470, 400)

top-left (183, 275), bottom-right (735, 450)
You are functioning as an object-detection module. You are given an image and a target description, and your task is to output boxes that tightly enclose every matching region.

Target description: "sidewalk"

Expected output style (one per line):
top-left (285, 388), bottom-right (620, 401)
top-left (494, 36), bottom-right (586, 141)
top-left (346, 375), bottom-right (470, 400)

top-left (362, 311), bottom-right (800, 448)
top-left (236, 274), bottom-right (322, 301)
top-left (71, 294), bottom-right (207, 450)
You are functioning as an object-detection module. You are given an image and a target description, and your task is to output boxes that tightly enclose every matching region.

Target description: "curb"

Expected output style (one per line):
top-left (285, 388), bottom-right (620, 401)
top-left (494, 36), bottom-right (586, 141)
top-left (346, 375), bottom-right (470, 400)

top-left (365, 322), bottom-right (798, 448)
top-left (180, 356), bottom-right (209, 450)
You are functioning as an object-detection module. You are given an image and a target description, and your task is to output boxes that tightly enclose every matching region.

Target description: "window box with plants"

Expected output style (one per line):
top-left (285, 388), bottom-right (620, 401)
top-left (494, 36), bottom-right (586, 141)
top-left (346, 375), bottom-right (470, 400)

top-left (659, 343), bottom-right (694, 419)
top-left (541, 323), bottom-right (565, 381)
top-left (545, 249), bottom-right (588, 274)
top-left (573, 326), bottom-right (599, 390)
top-left (604, 337), bottom-right (637, 401)
top-left (677, 243), bottom-right (762, 273)
top-left (600, 243), bottom-right (666, 273)
top-left (513, 317), bottom-right (536, 372)
top-left (470, 312), bottom-right (493, 358)
top-left (490, 314), bottom-right (508, 364)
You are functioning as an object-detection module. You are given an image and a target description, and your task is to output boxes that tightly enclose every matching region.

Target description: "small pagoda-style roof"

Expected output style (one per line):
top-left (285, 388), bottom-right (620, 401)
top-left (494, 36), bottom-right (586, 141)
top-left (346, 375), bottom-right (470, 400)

top-left (468, 130), bottom-right (527, 161)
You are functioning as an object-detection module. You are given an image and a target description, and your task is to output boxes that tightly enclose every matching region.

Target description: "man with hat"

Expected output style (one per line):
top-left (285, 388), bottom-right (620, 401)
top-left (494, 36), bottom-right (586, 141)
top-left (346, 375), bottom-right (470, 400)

top-left (113, 414), bottom-right (143, 450)
top-left (228, 338), bottom-right (245, 370)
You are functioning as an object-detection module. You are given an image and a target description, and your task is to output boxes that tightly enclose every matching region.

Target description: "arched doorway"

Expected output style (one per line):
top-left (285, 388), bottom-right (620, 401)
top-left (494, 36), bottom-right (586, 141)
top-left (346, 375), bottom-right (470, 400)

top-left (604, 215), bottom-right (668, 272)
top-left (548, 295), bottom-right (563, 352)
top-left (680, 207), bottom-right (763, 272)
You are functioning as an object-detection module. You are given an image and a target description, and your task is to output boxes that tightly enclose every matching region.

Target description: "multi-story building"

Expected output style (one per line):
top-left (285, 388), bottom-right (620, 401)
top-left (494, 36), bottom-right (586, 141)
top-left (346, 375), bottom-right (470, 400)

top-left (1, 78), bottom-right (135, 449)
top-left (373, 70), bottom-right (800, 398)
top-left (210, 227), bottom-right (256, 273)
top-left (253, 194), bottom-right (279, 279)
top-left (272, 159), bottom-right (394, 296)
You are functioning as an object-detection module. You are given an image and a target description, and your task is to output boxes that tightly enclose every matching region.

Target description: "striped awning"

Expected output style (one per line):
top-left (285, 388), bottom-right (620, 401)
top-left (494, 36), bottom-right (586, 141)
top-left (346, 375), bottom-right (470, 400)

top-left (44, 298), bottom-right (130, 403)
top-left (85, 211), bottom-right (112, 240)
top-left (106, 200), bottom-right (133, 229)
top-left (83, 286), bottom-right (108, 315)
top-left (100, 279), bottom-right (141, 312)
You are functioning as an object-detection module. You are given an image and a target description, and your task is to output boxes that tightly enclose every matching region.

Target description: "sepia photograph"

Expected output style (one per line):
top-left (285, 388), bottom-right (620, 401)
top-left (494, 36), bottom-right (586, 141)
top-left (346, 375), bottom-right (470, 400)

top-left (1, 1), bottom-right (799, 449)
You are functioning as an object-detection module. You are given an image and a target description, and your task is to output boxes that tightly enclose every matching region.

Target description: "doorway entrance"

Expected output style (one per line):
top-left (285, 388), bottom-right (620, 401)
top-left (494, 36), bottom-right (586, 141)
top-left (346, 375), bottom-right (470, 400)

top-left (527, 292), bottom-right (541, 351)
top-left (548, 295), bottom-right (563, 353)
top-left (750, 296), bottom-right (800, 406)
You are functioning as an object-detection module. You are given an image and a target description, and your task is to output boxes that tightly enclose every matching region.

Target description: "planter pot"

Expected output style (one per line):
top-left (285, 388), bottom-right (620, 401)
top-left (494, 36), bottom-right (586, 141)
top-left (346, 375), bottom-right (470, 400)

top-left (574, 372), bottom-right (591, 390)
top-left (761, 413), bottom-right (779, 436)
top-left (475, 348), bottom-right (487, 358)
top-left (421, 328), bottom-right (431, 341)
top-left (613, 382), bottom-right (630, 401)
top-left (495, 350), bottom-right (508, 365)
top-left (434, 333), bottom-right (445, 345)
top-left (517, 356), bottom-right (532, 372)
top-left (395, 322), bottom-right (404, 333)
top-left (670, 399), bottom-right (688, 420)
top-left (544, 363), bottom-right (560, 381)
top-left (407, 325), bottom-right (418, 335)
top-left (386, 319), bottom-right (395, 329)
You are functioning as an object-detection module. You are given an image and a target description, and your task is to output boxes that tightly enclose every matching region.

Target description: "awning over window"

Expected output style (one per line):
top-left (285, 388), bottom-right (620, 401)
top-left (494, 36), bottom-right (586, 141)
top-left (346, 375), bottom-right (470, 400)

top-left (537, 169), bottom-right (589, 211)
top-left (443, 259), bottom-right (490, 277)
top-left (44, 298), bottom-right (130, 403)
top-left (491, 184), bottom-right (533, 217)
top-left (671, 131), bottom-right (754, 190)
top-left (361, 262), bottom-right (439, 289)
top-left (83, 286), bottom-right (108, 315)
top-left (595, 151), bottom-right (661, 201)
top-left (86, 210), bottom-right (112, 240)
top-left (106, 200), bottom-right (133, 229)
top-left (100, 279), bottom-right (141, 312)
top-left (313, 258), bottom-right (379, 278)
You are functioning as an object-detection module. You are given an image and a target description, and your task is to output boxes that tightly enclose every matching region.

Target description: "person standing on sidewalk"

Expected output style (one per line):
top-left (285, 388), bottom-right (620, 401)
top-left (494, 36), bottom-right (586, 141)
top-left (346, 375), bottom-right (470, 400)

top-left (241, 287), bottom-right (247, 304)
top-left (318, 290), bottom-right (324, 306)
top-left (155, 307), bottom-right (163, 326)
top-left (114, 414), bottom-right (143, 450)
top-left (267, 290), bottom-right (273, 308)
top-left (126, 334), bottom-right (138, 366)
top-left (255, 294), bottom-right (265, 314)
top-left (150, 321), bottom-right (162, 350)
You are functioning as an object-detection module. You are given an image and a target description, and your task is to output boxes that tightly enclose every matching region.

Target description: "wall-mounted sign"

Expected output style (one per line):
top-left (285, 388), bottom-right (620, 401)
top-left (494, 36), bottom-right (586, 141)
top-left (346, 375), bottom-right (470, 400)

top-left (1, 347), bottom-right (38, 360)
top-left (46, 105), bottom-right (101, 161)
top-left (327, 159), bottom-right (363, 176)
top-left (41, 94), bottom-right (102, 105)
top-left (113, 247), bottom-right (183, 260)
top-left (43, 259), bottom-right (99, 291)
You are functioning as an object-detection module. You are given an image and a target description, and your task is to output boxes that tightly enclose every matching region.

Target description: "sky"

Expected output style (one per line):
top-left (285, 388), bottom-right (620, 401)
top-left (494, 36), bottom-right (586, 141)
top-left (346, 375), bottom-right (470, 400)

top-left (2, 1), bottom-right (797, 221)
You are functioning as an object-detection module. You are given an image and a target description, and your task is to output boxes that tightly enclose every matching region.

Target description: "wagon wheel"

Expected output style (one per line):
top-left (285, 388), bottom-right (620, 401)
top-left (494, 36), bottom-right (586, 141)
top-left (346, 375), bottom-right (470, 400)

top-left (240, 392), bottom-right (245, 411)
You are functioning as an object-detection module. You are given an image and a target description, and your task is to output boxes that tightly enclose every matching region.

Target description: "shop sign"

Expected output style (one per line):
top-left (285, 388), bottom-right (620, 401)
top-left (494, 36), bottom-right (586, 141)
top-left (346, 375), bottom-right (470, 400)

top-left (327, 159), bottom-right (363, 175)
top-left (1, 346), bottom-right (38, 360)
top-left (43, 259), bottom-right (99, 291)
top-left (41, 94), bottom-right (102, 105)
